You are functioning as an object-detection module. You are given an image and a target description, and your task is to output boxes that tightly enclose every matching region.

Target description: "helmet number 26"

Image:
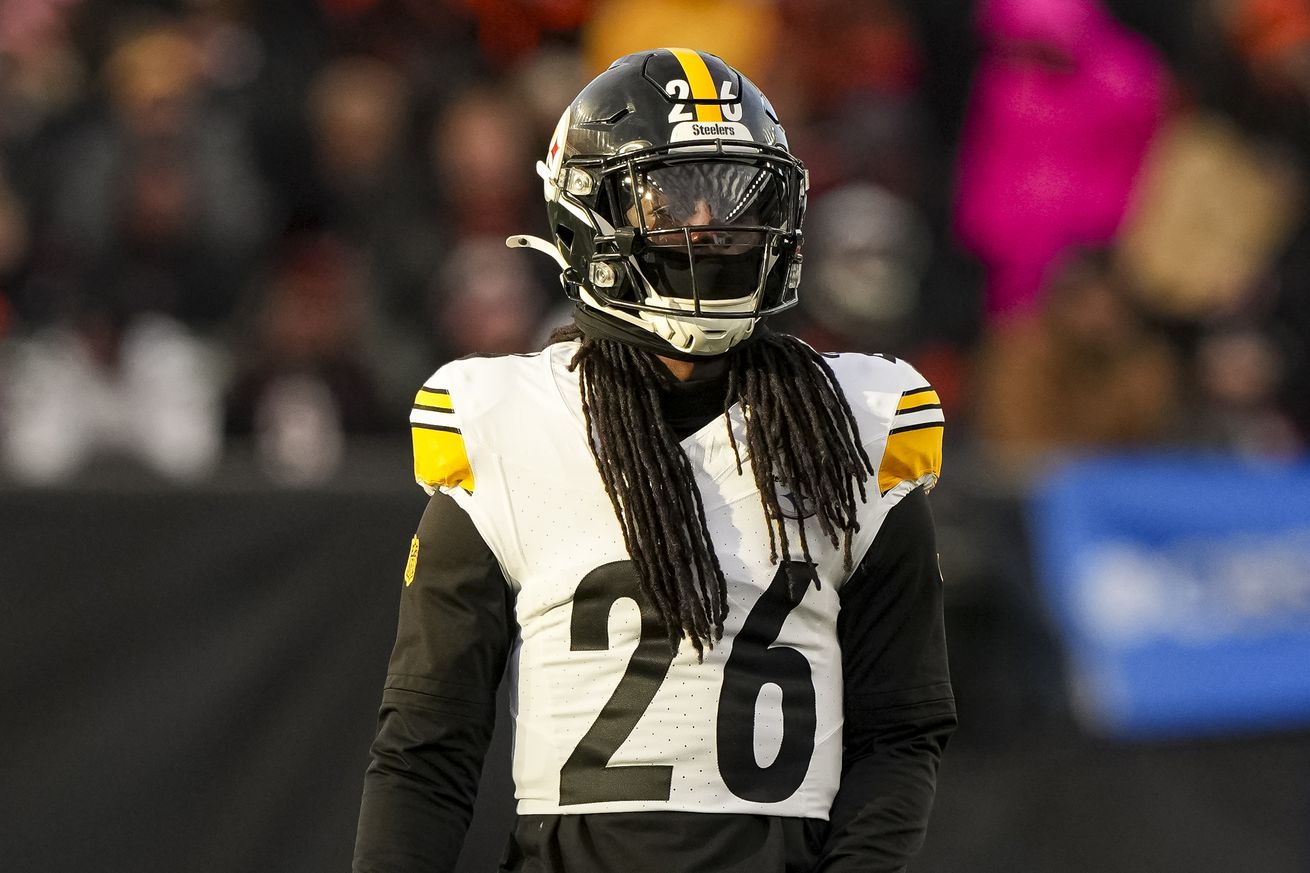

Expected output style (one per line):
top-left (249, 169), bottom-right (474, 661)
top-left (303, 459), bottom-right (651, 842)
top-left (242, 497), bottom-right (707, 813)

top-left (558, 561), bottom-right (818, 805)
top-left (664, 79), bottom-right (745, 124)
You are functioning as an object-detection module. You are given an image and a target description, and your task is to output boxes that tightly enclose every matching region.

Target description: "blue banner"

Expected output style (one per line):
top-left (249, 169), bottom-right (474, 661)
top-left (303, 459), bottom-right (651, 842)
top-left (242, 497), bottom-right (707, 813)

top-left (1031, 456), bottom-right (1310, 739)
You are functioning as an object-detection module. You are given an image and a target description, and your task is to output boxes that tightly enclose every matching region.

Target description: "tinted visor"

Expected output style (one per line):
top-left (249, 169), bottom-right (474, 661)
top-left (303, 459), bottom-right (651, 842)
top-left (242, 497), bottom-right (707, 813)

top-left (611, 160), bottom-right (789, 305)
top-left (618, 160), bottom-right (788, 236)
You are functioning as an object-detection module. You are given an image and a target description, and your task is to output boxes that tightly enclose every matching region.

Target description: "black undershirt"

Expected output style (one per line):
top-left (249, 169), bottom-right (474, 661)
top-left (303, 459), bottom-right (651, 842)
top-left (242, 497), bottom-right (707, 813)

top-left (354, 369), bottom-right (956, 873)
top-left (656, 357), bottom-right (734, 440)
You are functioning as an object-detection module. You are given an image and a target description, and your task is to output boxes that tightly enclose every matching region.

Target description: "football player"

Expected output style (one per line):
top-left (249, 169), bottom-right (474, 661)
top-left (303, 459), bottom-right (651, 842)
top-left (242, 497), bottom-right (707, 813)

top-left (354, 48), bottom-right (955, 873)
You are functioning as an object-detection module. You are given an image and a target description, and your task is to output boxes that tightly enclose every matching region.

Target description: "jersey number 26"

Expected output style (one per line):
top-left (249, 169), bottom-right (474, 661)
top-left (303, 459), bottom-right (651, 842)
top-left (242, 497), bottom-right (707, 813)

top-left (559, 561), bottom-right (818, 805)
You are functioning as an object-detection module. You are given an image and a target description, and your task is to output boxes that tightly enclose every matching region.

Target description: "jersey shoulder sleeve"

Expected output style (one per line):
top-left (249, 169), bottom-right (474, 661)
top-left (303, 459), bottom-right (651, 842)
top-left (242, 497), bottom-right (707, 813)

top-left (409, 352), bottom-right (553, 495)
top-left (410, 362), bottom-right (474, 495)
top-left (827, 353), bottom-right (944, 497)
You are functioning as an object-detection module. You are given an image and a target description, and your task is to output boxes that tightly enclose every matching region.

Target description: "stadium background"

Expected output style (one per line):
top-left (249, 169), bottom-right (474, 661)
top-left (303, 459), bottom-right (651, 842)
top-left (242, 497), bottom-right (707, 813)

top-left (1, 1), bottom-right (1308, 871)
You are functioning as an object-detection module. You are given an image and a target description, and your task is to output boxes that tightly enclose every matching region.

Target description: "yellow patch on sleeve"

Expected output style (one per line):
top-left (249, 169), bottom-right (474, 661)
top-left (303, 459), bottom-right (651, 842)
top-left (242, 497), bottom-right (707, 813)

top-left (412, 425), bottom-right (474, 493)
top-left (404, 536), bottom-right (420, 586)
top-left (878, 423), bottom-right (943, 495)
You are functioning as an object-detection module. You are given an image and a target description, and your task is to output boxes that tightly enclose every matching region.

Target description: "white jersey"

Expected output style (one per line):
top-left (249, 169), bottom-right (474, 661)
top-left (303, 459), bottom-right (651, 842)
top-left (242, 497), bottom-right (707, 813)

top-left (409, 342), bottom-right (943, 818)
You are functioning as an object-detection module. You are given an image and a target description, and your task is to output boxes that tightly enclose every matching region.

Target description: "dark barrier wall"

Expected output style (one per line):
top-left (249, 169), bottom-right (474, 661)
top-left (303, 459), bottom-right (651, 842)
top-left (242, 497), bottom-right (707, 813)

top-left (3, 487), bottom-right (1306, 873)
top-left (4, 487), bottom-right (426, 872)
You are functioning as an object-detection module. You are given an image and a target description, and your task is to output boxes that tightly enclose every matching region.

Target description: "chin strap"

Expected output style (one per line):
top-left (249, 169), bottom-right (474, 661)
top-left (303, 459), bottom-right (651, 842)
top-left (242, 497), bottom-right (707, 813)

top-left (505, 234), bottom-right (569, 270)
top-left (571, 304), bottom-right (769, 363)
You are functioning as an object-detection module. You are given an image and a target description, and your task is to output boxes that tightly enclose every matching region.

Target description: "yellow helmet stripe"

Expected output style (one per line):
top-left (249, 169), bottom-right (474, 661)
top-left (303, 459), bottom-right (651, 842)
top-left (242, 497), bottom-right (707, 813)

top-left (665, 47), bottom-right (724, 122)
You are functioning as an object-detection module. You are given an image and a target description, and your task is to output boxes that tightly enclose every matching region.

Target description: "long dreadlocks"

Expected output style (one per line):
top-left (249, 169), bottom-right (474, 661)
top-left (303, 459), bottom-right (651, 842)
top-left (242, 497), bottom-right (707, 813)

top-left (552, 325), bottom-right (874, 658)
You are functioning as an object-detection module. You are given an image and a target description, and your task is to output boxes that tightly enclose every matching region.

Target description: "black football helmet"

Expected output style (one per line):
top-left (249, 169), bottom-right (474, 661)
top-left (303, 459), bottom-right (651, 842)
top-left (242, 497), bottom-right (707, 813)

top-left (508, 48), bottom-right (808, 355)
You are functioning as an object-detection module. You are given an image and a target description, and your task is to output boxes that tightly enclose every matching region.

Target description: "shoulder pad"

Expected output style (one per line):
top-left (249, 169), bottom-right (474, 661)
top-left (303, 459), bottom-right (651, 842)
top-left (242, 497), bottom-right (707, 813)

top-left (880, 373), bottom-right (943, 496)
top-left (826, 353), bottom-right (944, 495)
top-left (410, 366), bottom-right (473, 495)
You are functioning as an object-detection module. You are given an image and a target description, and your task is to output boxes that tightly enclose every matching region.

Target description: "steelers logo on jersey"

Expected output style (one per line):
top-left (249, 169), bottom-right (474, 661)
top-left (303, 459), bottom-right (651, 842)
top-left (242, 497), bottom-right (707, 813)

top-left (774, 483), bottom-right (816, 520)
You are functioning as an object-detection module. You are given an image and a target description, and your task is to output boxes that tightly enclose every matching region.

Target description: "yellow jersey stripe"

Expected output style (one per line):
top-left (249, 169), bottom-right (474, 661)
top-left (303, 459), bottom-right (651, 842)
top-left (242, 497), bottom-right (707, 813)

top-left (896, 387), bottom-right (940, 412)
top-left (666, 47), bottom-right (724, 122)
top-left (416, 387), bottom-right (454, 411)
top-left (412, 425), bottom-right (474, 493)
top-left (878, 422), bottom-right (943, 495)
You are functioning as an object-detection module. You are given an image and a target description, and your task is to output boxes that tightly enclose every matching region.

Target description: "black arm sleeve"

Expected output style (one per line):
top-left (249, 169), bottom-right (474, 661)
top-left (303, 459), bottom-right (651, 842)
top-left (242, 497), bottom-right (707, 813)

top-left (353, 492), bottom-right (515, 873)
top-left (815, 487), bottom-right (957, 873)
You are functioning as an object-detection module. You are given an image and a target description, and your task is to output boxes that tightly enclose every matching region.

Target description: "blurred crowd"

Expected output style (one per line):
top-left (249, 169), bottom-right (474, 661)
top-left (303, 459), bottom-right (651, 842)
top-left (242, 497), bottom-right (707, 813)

top-left (0, 0), bottom-right (1307, 485)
